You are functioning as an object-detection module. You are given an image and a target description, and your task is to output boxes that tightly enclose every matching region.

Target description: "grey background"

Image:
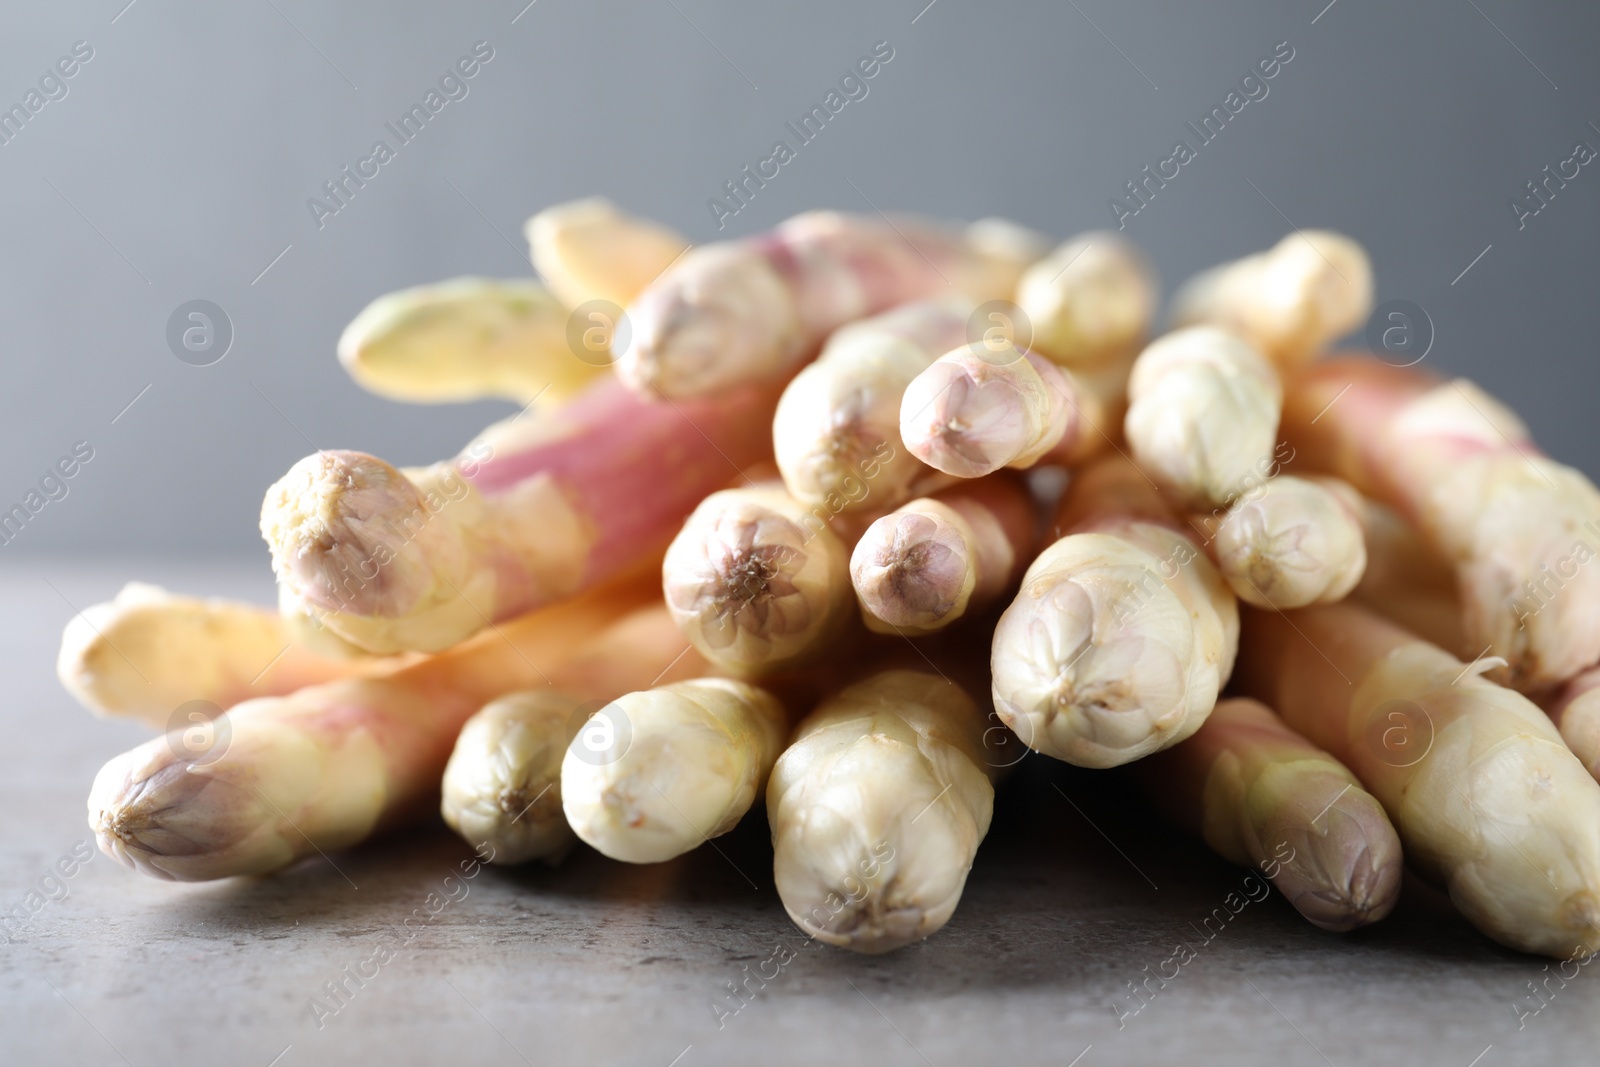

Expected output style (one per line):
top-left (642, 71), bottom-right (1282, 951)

top-left (0, 0), bottom-right (1596, 556)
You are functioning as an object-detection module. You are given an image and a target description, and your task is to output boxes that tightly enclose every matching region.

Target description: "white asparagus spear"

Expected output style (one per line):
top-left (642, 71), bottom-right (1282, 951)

top-left (772, 297), bottom-right (972, 512)
top-left (1237, 602), bottom-right (1600, 958)
top-left (1284, 356), bottom-right (1600, 694)
top-left (57, 583), bottom-right (393, 728)
top-left (562, 679), bottom-right (787, 863)
top-left (899, 341), bottom-right (1091, 478)
top-left (1170, 230), bottom-right (1373, 370)
top-left (617, 211), bottom-right (1040, 399)
top-left (1016, 231), bottom-right (1158, 369)
top-left (526, 197), bottom-right (691, 311)
top-left (87, 584), bottom-right (690, 882)
top-left (337, 278), bottom-right (601, 405)
top-left (850, 475), bottom-right (1036, 635)
top-left (662, 484), bottom-right (854, 675)
top-left (1135, 697), bottom-right (1402, 931)
top-left (768, 670), bottom-right (994, 954)
top-left (441, 691), bottom-right (583, 866)
top-left (991, 456), bottom-right (1238, 768)
top-left (1124, 326), bottom-right (1282, 510)
top-left (1202, 475), bottom-right (1367, 610)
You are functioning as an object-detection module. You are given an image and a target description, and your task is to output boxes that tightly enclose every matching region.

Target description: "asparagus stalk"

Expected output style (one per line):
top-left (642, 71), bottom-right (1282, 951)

top-left (1282, 356), bottom-right (1600, 693)
top-left (261, 374), bottom-right (778, 654)
top-left (772, 298), bottom-right (972, 513)
top-left (1134, 697), bottom-right (1402, 931)
top-left (88, 582), bottom-right (698, 882)
top-left (1235, 601), bottom-right (1600, 957)
top-left (1015, 231), bottom-right (1158, 369)
top-left (768, 669), bottom-right (994, 953)
top-left (57, 583), bottom-right (394, 728)
top-left (525, 197), bottom-right (691, 310)
top-left (561, 679), bottom-right (787, 863)
top-left (1124, 326), bottom-right (1282, 510)
top-left (899, 341), bottom-right (1093, 478)
top-left (850, 475), bottom-right (1036, 635)
top-left (1200, 474), bottom-right (1367, 609)
top-left (990, 456), bottom-right (1238, 768)
top-left (337, 278), bottom-right (602, 406)
top-left (1170, 230), bottom-right (1373, 370)
top-left (617, 210), bottom-right (1042, 399)
top-left (662, 484), bottom-right (854, 675)
top-left (1345, 495), bottom-right (1470, 656)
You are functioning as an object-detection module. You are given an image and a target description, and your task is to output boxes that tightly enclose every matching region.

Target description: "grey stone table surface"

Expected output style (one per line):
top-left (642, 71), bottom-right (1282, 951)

top-left (2, 558), bottom-right (1594, 1067)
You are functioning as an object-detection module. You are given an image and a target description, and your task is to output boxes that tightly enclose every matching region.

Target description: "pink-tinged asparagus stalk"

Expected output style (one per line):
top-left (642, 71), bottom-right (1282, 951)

top-left (1135, 697), bottom-right (1402, 931)
top-left (990, 456), bottom-right (1238, 768)
top-left (1283, 356), bottom-right (1600, 693)
top-left (662, 484), bottom-right (855, 676)
top-left (1346, 496), bottom-right (1470, 657)
top-left (900, 341), bottom-right (1097, 477)
top-left (1235, 602), bottom-right (1600, 958)
top-left (1170, 230), bottom-right (1373, 371)
top-left (1195, 474), bottom-right (1368, 610)
top-left (57, 583), bottom-right (400, 729)
top-left (261, 374), bottom-right (780, 655)
top-left (1349, 502), bottom-right (1600, 786)
top-left (772, 298), bottom-right (973, 514)
top-left (1016, 231), bottom-right (1159, 370)
top-left (850, 475), bottom-right (1037, 635)
top-left (616, 210), bottom-right (1043, 399)
top-left (525, 197), bottom-right (691, 310)
top-left (88, 581), bottom-right (705, 882)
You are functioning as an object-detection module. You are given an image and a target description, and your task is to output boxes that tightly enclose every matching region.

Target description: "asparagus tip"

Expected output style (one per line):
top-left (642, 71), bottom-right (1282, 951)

top-left (851, 511), bottom-right (967, 630)
top-left (901, 359), bottom-right (1032, 478)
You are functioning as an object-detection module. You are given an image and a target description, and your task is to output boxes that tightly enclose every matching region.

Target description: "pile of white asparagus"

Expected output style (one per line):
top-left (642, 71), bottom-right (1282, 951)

top-left (64, 199), bottom-right (1600, 959)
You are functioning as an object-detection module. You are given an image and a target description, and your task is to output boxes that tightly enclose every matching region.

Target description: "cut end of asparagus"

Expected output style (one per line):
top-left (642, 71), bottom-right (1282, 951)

top-left (900, 353), bottom-right (1035, 478)
top-left (442, 691), bottom-right (579, 866)
top-left (851, 508), bottom-right (970, 631)
top-left (261, 450), bottom-right (439, 619)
